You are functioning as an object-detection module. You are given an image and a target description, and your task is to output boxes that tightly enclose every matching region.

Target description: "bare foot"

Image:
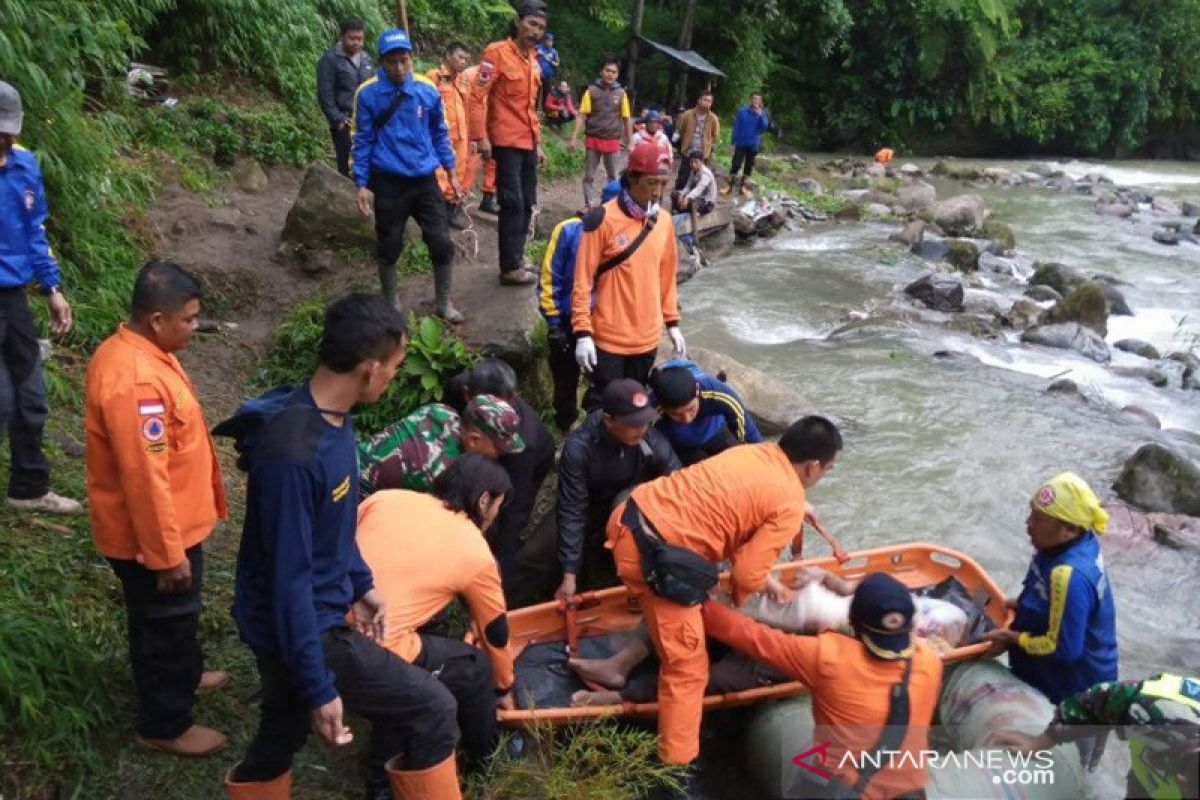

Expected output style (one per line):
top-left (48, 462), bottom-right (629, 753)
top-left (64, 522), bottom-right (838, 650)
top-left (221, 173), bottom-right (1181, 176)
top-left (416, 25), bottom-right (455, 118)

top-left (568, 656), bottom-right (630, 689)
top-left (570, 689), bottom-right (622, 707)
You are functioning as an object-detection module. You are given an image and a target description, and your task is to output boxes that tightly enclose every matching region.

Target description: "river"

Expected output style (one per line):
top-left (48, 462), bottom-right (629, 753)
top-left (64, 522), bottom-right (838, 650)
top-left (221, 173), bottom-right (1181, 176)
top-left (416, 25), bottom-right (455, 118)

top-left (681, 157), bottom-right (1200, 798)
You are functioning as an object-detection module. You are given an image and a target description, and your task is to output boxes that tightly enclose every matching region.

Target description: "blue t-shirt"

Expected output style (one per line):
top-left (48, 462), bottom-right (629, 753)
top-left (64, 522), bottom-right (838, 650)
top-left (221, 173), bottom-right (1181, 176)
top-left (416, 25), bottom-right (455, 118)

top-left (1010, 532), bottom-right (1119, 703)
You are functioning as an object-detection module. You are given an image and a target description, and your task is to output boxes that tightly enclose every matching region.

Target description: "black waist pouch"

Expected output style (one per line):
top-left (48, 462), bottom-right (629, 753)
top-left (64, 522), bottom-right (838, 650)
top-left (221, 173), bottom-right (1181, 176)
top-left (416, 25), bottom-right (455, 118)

top-left (623, 500), bottom-right (718, 607)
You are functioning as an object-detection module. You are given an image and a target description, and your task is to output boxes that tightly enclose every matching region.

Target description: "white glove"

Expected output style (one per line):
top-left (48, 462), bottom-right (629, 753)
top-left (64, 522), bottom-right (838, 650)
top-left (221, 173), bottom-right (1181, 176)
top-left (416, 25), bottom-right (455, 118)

top-left (575, 335), bottom-right (597, 372)
top-left (668, 326), bottom-right (687, 357)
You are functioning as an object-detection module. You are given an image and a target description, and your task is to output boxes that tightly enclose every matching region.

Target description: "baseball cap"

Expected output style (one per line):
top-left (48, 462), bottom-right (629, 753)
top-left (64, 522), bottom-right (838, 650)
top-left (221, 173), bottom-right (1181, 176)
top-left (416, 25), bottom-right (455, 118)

top-left (642, 110), bottom-right (661, 123)
top-left (627, 141), bottom-right (670, 176)
top-left (378, 29), bottom-right (413, 57)
top-left (602, 379), bottom-right (658, 427)
top-left (464, 394), bottom-right (525, 454)
top-left (649, 366), bottom-right (697, 409)
top-left (849, 573), bottom-right (915, 660)
top-left (0, 82), bottom-right (23, 136)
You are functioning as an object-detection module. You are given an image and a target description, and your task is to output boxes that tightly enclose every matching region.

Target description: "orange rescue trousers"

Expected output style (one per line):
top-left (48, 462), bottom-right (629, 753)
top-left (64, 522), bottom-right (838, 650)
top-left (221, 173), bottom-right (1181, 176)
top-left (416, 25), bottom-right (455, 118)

top-left (607, 502), bottom-right (707, 765)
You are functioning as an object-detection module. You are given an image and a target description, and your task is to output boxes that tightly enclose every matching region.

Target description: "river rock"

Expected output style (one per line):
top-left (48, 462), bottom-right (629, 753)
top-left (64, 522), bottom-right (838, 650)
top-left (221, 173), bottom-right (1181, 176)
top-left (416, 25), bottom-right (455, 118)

top-left (282, 162), bottom-right (376, 252)
top-left (979, 252), bottom-right (1033, 280)
top-left (897, 180), bottom-right (937, 211)
top-left (834, 203), bottom-right (862, 221)
top-left (898, 163), bottom-right (922, 176)
top-left (1027, 162), bottom-right (1062, 178)
top-left (1112, 365), bottom-right (1170, 387)
top-left (1095, 201), bottom-right (1135, 218)
top-left (232, 158), bottom-right (269, 194)
top-left (1094, 281), bottom-right (1133, 316)
top-left (904, 273), bottom-right (964, 312)
top-left (1151, 197), bottom-right (1182, 215)
top-left (978, 220), bottom-right (1015, 254)
top-left (910, 238), bottom-right (948, 261)
top-left (862, 189), bottom-right (900, 207)
top-left (1121, 405), bottom-right (1162, 428)
top-left (866, 162), bottom-right (887, 177)
top-left (943, 239), bottom-right (981, 272)
top-left (982, 167), bottom-right (1012, 183)
top-left (1153, 229), bottom-right (1182, 246)
top-left (687, 347), bottom-right (818, 435)
top-left (961, 290), bottom-right (1004, 317)
top-left (864, 202), bottom-right (892, 217)
top-left (947, 313), bottom-right (1002, 338)
top-left (1039, 281), bottom-right (1109, 335)
top-left (889, 220), bottom-right (925, 246)
top-left (1048, 176), bottom-right (1078, 193)
top-left (676, 248), bottom-right (704, 284)
top-left (1182, 200), bottom-right (1200, 217)
top-left (1047, 378), bottom-right (1087, 400)
top-left (1185, 366), bottom-right (1199, 391)
top-left (795, 178), bottom-right (823, 195)
top-left (1024, 284), bottom-right (1062, 303)
top-left (1114, 444), bottom-right (1200, 515)
top-left (932, 194), bottom-right (986, 235)
top-left (700, 223), bottom-right (736, 262)
top-left (1030, 261), bottom-right (1087, 294)
top-left (1195, 219), bottom-right (1200, 235)
top-left (1005, 297), bottom-right (1044, 329)
top-left (1102, 502), bottom-right (1200, 555)
top-left (1021, 322), bottom-right (1111, 362)
top-left (1114, 339), bottom-right (1161, 360)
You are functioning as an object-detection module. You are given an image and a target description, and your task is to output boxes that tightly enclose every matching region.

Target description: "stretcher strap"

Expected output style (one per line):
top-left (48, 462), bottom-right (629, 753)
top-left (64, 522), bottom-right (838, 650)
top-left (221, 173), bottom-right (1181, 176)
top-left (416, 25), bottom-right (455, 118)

top-left (560, 595), bottom-right (608, 693)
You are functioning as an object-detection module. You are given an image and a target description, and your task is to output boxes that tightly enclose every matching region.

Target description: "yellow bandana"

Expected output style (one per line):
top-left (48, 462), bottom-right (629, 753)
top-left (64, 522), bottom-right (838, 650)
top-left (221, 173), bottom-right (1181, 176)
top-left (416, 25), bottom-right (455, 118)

top-left (1031, 472), bottom-right (1108, 535)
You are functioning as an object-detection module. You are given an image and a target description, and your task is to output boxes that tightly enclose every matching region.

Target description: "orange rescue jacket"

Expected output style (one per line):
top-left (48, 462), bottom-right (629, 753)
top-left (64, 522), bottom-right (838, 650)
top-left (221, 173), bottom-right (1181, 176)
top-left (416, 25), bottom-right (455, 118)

top-left (703, 600), bottom-right (943, 799)
top-left (468, 38), bottom-right (541, 149)
top-left (628, 443), bottom-right (804, 605)
top-left (427, 66), bottom-right (469, 144)
top-left (85, 324), bottom-right (226, 569)
top-left (571, 199), bottom-right (680, 355)
top-left (356, 490), bottom-right (514, 691)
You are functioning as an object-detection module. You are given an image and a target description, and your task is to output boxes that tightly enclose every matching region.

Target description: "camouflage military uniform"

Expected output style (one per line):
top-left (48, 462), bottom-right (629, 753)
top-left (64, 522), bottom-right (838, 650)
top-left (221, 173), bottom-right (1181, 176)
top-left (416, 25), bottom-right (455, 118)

top-left (358, 403), bottom-right (463, 495)
top-left (1046, 674), bottom-right (1200, 798)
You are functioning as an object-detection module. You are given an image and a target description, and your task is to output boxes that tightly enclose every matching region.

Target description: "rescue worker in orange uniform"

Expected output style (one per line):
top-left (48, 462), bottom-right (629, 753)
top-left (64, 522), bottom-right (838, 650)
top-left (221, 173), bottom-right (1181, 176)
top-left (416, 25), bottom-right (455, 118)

top-left (357, 455), bottom-right (515, 777)
top-left (460, 63), bottom-right (498, 214)
top-left (428, 42), bottom-right (472, 230)
top-left (468, 0), bottom-right (547, 285)
top-left (874, 147), bottom-right (894, 165)
top-left (85, 260), bottom-right (228, 757)
top-left (606, 416), bottom-right (842, 780)
top-left (572, 140), bottom-right (685, 411)
top-left (702, 572), bottom-right (943, 799)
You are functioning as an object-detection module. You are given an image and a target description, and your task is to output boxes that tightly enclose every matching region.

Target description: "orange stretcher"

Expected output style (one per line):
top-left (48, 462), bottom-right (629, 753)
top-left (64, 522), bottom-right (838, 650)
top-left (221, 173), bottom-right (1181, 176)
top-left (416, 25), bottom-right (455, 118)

top-left (479, 543), bottom-right (1011, 726)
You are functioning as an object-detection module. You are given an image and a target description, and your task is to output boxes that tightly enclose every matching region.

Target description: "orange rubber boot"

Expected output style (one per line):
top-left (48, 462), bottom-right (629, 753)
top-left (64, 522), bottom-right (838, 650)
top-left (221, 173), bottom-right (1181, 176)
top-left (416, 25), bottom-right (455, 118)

top-left (225, 765), bottom-right (291, 799)
top-left (386, 753), bottom-right (462, 800)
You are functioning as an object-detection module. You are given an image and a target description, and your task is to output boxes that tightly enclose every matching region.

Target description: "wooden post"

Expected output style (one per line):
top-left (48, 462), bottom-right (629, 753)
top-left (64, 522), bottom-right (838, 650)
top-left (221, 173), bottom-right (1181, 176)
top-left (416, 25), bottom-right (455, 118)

top-left (396, 0), bottom-right (409, 32)
top-left (626, 0), bottom-right (646, 104)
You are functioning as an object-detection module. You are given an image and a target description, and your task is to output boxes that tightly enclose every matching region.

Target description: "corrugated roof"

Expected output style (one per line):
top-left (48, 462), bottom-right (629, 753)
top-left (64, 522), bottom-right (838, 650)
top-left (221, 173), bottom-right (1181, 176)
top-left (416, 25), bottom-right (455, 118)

top-left (637, 36), bottom-right (726, 77)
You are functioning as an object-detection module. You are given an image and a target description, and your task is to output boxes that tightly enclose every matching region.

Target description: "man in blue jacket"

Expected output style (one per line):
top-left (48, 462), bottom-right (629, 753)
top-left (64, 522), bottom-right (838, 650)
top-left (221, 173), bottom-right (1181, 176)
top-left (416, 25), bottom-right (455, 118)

top-left (648, 360), bottom-right (762, 465)
top-left (0, 81), bottom-right (82, 517)
top-left (537, 179), bottom-right (620, 434)
top-left (353, 29), bottom-right (463, 324)
top-left (723, 92), bottom-right (770, 198)
top-left (217, 294), bottom-right (463, 800)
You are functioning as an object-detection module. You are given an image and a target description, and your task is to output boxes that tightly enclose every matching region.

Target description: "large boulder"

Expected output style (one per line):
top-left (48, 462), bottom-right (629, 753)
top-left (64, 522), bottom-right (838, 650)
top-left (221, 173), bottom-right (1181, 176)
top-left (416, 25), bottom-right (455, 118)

top-left (1039, 281), bottom-right (1110, 335)
top-left (982, 166), bottom-right (1012, 183)
top-left (1113, 444), bottom-right (1200, 516)
top-left (732, 209), bottom-right (756, 238)
top-left (699, 222), bottom-right (736, 262)
top-left (533, 199), bottom-right (580, 240)
top-left (1005, 297), bottom-right (1044, 330)
top-left (282, 161), bottom-right (376, 252)
top-left (1021, 322), bottom-right (1111, 362)
top-left (943, 239), bottom-right (981, 272)
top-left (978, 220), bottom-right (1015, 254)
top-left (904, 273), bottom-right (964, 312)
top-left (1093, 280), bottom-right (1133, 316)
top-left (932, 194), bottom-right (986, 235)
top-left (1182, 200), bottom-right (1200, 217)
top-left (889, 220), bottom-right (925, 246)
top-left (1030, 261), bottom-right (1087, 295)
top-left (1095, 201), bottom-right (1135, 218)
top-left (687, 347), bottom-right (819, 435)
top-left (1151, 197), bottom-right (1182, 215)
top-left (1114, 339), bottom-right (1161, 360)
top-left (794, 178), bottom-right (824, 195)
top-left (232, 158), bottom-right (269, 194)
top-left (897, 180), bottom-right (937, 211)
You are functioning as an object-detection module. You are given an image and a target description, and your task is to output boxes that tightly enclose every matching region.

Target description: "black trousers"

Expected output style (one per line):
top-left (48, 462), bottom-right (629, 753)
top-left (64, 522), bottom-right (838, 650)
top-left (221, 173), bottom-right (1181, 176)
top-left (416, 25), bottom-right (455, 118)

top-left (330, 123), bottom-right (352, 178)
top-left (235, 626), bottom-right (459, 793)
top-left (491, 431), bottom-right (554, 589)
top-left (547, 331), bottom-right (581, 433)
top-left (0, 287), bottom-right (50, 500)
top-left (507, 513), bottom-right (562, 609)
top-left (414, 634), bottom-right (497, 770)
top-left (493, 146), bottom-right (538, 273)
top-left (731, 146), bottom-right (758, 178)
top-left (581, 347), bottom-right (658, 413)
top-left (107, 544), bottom-right (205, 740)
top-left (370, 170), bottom-right (455, 298)
top-left (673, 157), bottom-right (694, 194)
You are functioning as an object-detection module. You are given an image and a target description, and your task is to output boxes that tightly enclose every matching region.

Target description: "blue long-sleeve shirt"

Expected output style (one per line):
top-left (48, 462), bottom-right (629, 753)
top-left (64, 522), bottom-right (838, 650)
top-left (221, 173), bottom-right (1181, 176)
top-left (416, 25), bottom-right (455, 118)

top-left (351, 71), bottom-right (455, 188)
top-left (538, 218), bottom-right (582, 332)
top-left (655, 371), bottom-right (763, 451)
top-left (216, 385), bottom-right (373, 709)
top-left (1, 145), bottom-right (61, 291)
top-left (731, 106), bottom-right (770, 150)
top-left (1010, 531), bottom-right (1118, 704)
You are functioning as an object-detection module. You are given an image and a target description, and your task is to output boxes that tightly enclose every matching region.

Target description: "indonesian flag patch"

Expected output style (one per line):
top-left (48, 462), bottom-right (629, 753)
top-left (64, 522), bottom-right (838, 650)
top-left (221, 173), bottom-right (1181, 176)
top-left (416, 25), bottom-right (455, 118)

top-left (139, 398), bottom-right (165, 416)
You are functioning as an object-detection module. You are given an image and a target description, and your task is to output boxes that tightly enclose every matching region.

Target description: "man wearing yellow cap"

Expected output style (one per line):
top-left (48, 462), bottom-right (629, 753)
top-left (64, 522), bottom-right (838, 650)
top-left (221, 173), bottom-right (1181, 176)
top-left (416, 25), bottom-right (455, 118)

top-left (982, 472), bottom-right (1118, 704)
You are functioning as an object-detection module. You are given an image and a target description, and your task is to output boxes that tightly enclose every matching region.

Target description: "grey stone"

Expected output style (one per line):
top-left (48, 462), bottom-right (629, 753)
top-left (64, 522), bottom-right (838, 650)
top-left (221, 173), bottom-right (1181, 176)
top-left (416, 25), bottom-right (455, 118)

top-left (795, 178), bottom-right (823, 195)
top-left (904, 273), bottom-right (964, 312)
top-left (282, 161), bottom-right (376, 252)
top-left (910, 238), bottom-right (948, 262)
top-left (1095, 202), bottom-right (1135, 218)
top-left (1181, 200), bottom-right (1200, 217)
top-left (889, 220), bottom-right (925, 246)
top-left (232, 158), bottom-right (269, 194)
top-left (1114, 339), bottom-right (1161, 361)
top-left (1113, 444), bottom-right (1200, 515)
top-left (1024, 285), bottom-right (1063, 303)
top-left (943, 239), bottom-right (981, 272)
top-left (1121, 406), bottom-right (1163, 428)
top-left (1153, 229), bottom-right (1181, 246)
top-left (979, 252), bottom-right (1033, 280)
top-left (932, 194), bottom-right (986, 235)
top-left (1047, 378), bottom-right (1087, 400)
top-left (1021, 322), bottom-right (1111, 362)
top-left (865, 202), bottom-right (892, 217)
top-left (899, 163), bottom-right (922, 176)
top-left (1094, 282), bottom-right (1133, 316)
top-left (1111, 365), bottom-right (1169, 387)
top-left (687, 347), bottom-right (819, 435)
top-left (1005, 297), bottom-right (1043, 329)
top-left (1151, 197), bottom-right (1182, 215)
top-left (978, 220), bottom-right (1015, 254)
top-left (982, 167), bottom-right (1012, 182)
top-left (1027, 162), bottom-right (1061, 177)
top-left (897, 180), bottom-right (937, 211)
top-left (1039, 281), bottom-right (1110, 335)
top-left (1030, 261), bottom-right (1087, 295)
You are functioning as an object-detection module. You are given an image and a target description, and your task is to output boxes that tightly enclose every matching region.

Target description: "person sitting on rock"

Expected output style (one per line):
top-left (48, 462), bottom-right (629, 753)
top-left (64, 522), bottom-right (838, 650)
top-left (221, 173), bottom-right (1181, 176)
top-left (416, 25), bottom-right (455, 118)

top-left (357, 394), bottom-right (525, 496)
top-left (630, 110), bottom-right (673, 168)
top-left (672, 150), bottom-right (717, 215)
top-left (648, 360), bottom-right (762, 465)
top-left (554, 378), bottom-right (679, 602)
top-left (981, 472), bottom-right (1118, 705)
top-left (543, 80), bottom-right (576, 129)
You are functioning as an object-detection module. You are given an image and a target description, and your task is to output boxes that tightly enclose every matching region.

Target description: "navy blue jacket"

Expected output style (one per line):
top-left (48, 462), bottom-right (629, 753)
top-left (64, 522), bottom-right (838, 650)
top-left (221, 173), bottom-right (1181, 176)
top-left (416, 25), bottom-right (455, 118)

top-left (1, 145), bottom-right (61, 291)
top-left (655, 368), bottom-right (763, 452)
top-left (731, 106), bottom-right (770, 150)
top-left (216, 385), bottom-right (372, 709)
top-left (351, 71), bottom-right (455, 187)
top-left (1010, 532), bottom-right (1119, 703)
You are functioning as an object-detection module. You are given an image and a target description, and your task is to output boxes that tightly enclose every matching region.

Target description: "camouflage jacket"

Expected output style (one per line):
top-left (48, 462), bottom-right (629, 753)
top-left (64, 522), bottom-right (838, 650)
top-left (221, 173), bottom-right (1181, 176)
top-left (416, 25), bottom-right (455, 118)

top-left (358, 403), bottom-right (462, 495)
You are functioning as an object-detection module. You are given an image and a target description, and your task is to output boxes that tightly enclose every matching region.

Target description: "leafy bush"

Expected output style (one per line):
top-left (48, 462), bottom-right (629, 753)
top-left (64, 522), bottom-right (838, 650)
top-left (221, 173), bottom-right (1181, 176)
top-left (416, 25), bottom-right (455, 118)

top-left (258, 299), bottom-right (476, 435)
